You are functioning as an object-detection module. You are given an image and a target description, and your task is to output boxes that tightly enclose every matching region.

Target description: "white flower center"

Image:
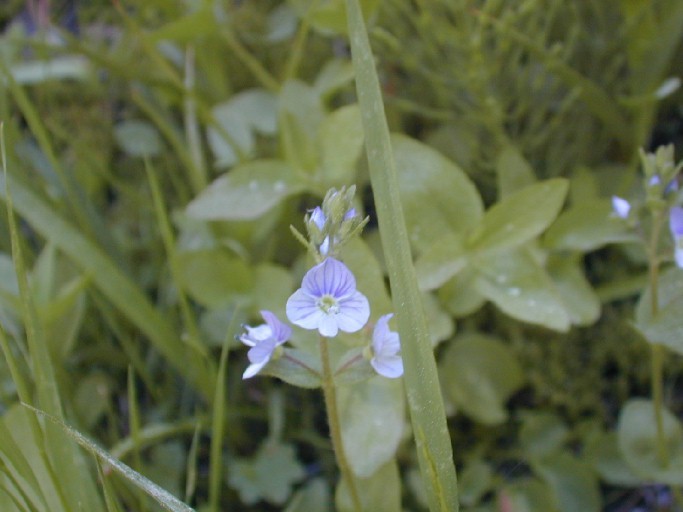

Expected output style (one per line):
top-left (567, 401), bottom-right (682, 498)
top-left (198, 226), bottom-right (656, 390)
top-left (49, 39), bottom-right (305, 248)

top-left (318, 294), bottom-right (340, 315)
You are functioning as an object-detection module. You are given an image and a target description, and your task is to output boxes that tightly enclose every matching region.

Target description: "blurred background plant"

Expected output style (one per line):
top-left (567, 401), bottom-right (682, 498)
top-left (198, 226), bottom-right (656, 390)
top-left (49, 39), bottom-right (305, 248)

top-left (0, 0), bottom-right (682, 511)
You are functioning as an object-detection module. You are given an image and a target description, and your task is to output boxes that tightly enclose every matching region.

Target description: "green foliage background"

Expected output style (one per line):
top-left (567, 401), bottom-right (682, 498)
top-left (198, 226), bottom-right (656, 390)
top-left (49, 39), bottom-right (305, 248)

top-left (0, 0), bottom-right (682, 511)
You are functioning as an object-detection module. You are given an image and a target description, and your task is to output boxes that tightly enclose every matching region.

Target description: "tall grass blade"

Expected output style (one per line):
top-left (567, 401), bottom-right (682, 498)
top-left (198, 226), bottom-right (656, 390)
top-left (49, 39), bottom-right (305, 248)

top-left (343, 2), bottom-right (459, 511)
top-left (22, 404), bottom-right (196, 512)
top-left (1, 125), bottom-right (101, 510)
top-left (0, 172), bottom-right (216, 399)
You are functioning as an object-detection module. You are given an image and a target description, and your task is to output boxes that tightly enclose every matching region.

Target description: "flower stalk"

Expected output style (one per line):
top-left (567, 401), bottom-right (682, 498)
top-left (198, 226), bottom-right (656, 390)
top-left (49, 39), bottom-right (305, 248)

top-left (647, 207), bottom-right (668, 467)
top-left (319, 335), bottom-right (362, 511)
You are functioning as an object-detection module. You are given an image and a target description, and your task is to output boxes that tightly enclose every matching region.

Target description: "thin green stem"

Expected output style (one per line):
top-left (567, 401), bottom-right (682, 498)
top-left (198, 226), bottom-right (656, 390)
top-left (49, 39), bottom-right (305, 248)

top-left (648, 208), bottom-right (668, 467)
top-left (319, 336), bottom-right (362, 511)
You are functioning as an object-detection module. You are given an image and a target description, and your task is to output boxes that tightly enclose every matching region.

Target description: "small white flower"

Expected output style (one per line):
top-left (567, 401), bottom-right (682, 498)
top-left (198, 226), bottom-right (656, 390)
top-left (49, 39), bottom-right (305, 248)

top-left (239, 311), bottom-right (291, 379)
top-left (369, 314), bottom-right (403, 378)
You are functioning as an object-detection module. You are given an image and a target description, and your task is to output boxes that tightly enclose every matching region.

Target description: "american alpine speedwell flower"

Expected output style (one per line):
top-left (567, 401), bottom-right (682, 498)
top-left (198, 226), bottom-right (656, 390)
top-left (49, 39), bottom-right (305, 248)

top-left (670, 206), bottom-right (683, 268)
top-left (308, 205), bottom-right (358, 256)
top-left (368, 314), bottom-right (403, 378)
top-left (286, 257), bottom-right (370, 337)
top-left (239, 311), bottom-right (291, 379)
top-left (611, 196), bottom-right (631, 219)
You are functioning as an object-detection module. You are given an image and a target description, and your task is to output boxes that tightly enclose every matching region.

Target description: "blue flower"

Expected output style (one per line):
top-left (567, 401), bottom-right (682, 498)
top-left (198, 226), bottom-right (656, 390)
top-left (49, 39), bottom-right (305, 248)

top-left (286, 258), bottom-right (370, 337)
top-left (369, 314), bottom-right (403, 378)
top-left (611, 196), bottom-right (631, 219)
top-left (670, 206), bottom-right (683, 268)
top-left (240, 311), bottom-right (291, 379)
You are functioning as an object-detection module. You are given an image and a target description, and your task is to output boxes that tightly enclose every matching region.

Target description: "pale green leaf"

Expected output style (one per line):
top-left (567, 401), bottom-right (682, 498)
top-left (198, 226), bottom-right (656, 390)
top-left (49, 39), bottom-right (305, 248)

top-left (437, 271), bottom-right (486, 318)
top-left (338, 378), bottom-right (404, 478)
top-left (227, 440), bottom-right (305, 506)
top-left (617, 398), bottom-right (683, 485)
top-left (635, 266), bottom-right (683, 354)
top-left (547, 255), bottom-right (600, 326)
top-left (415, 232), bottom-right (468, 291)
top-left (317, 104), bottom-right (363, 187)
top-left (473, 248), bottom-right (571, 332)
top-left (459, 459), bottom-right (493, 507)
top-left (496, 145), bottom-right (536, 198)
top-left (176, 249), bottom-right (253, 308)
top-left (260, 348), bottom-right (322, 388)
top-left (393, 134), bottom-right (484, 252)
top-left (336, 460), bottom-right (401, 512)
top-left (585, 431), bottom-right (642, 486)
top-left (114, 120), bottom-right (162, 157)
top-left (500, 479), bottom-right (559, 512)
top-left (533, 452), bottom-right (601, 512)
top-left (543, 199), bottom-right (635, 251)
top-left (468, 179), bottom-right (568, 256)
top-left (186, 160), bottom-right (305, 221)
top-left (519, 412), bottom-right (569, 459)
top-left (440, 333), bottom-right (524, 425)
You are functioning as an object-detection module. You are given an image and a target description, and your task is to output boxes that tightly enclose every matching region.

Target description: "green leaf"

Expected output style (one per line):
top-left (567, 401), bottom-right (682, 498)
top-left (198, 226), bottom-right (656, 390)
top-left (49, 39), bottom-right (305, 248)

top-left (422, 291), bottom-right (456, 347)
top-left (227, 440), bottom-right (305, 506)
top-left (206, 89), bottom-right (278, 168)
top-left (284, 478), bottom-right (331, 512)
top-left (317, 104), bottom-right (364, 187)
top-left (313, 59), bottom-right (355, 99)
top-left (634, 266), bottom-right (683, 354)
top-left (22, 404), bottom-right (195, 512)
top-left (175, 249), bottom-right (253, 308)
top-left (290, 0), bottom-right (381, 36)
top-left (543, 199), bottom-right (635, 251)
top-left (148, 6), bottom-right (219, 42)
top-left (279, 80), bottom-right (324, 173)
top-left (532, 452), bottom-right (601, 512)
top-left (499, 479), bottom-right (559, 512)
top-left (468, 179), bottom-right (568, 256)
top-left (437, 271), bottom-right (486, 318)
top-left (114, 120), bottom-right (162, 157)
top-left (338, 377), bottom-right (404, 478)
top-left (495, 145), bottom-right (536, 198)
top-left (459, 459), bottom-right (493, 507)
top-left (249, 264), bottom-right (295, 317)
top-left (393, 133), bottom-right (484, 252)
top-left (473, 248), bottom-right (571, 332)
top-left (336, 460), bottom-right (401, 512)
top-left (547, 255), bottom-right (600, 326)
top-left (617, 398), bottom-right (683, 485)
top-left (186, 160), bottom-right (305, 221)
top-left (261, 348), bottom-right (322, 388)
top-left (415, 232), bottom-right (468, 291)
top-left (519, 412), bottom-right (569, 459)
top-left (440, 333), bottom-right (524, 425)
top-left (585, 431), bottom-right (642, 486)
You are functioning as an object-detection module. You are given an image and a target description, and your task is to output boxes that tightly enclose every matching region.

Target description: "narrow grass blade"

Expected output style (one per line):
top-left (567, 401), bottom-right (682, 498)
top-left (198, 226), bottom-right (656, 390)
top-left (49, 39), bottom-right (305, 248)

top-left (22, 404), bottom-right (196, 512)
top-left (145, 158), bottom-right (205, 356)
top-left (343, 2), bottom-right (460, 511)
top-left (127, 367), bottom-right (148, 512)
top-left (476, 11), bottom-right (632, 153)
top-left (0, 172), bottom-right (216, 399)
top-left (208, 311), bottom-right (238, 512)
top-left (2, 125), bottom-right (101, 510)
